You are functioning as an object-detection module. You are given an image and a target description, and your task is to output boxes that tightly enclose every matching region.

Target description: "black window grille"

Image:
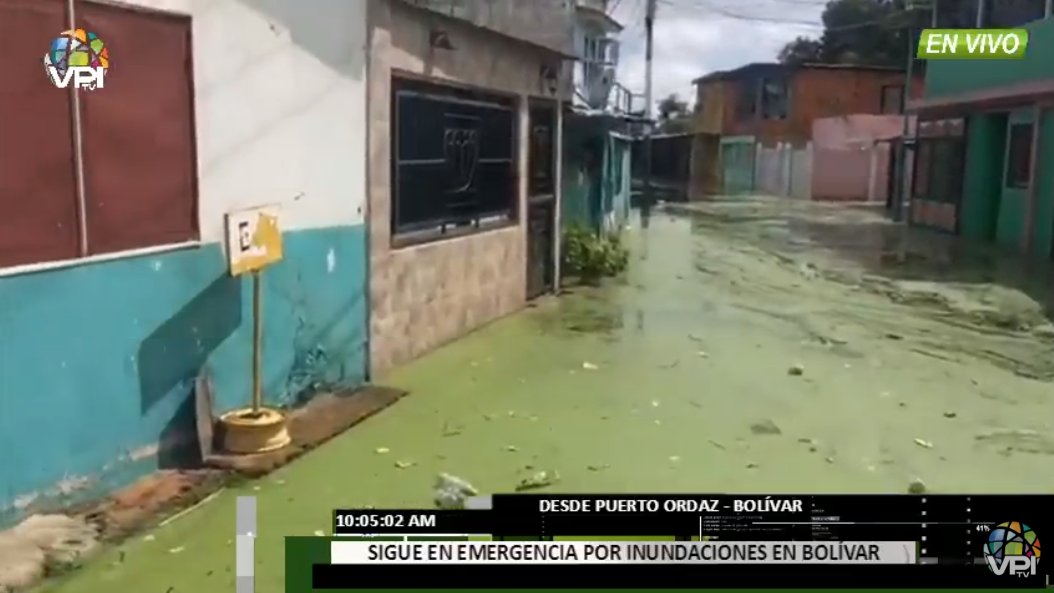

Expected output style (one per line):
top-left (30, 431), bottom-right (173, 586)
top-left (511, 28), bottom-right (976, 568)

top-left (391, 77), bottom-right (517, 239)
top-left (1006, 122), bottom-right (1033, 189)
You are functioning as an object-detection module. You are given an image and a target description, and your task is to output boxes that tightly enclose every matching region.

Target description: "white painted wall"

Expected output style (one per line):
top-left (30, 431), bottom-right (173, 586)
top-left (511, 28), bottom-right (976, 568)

top-left (116, 0), bottom-right (368, 243)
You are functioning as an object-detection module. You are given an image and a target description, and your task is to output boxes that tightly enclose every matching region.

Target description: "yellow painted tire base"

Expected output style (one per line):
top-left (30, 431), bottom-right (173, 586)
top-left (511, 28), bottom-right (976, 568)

top-left (218, 407), bottom-right (292, 454)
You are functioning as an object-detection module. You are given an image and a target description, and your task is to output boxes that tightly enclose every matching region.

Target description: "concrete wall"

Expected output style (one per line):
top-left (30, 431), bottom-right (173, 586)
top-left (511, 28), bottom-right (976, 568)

top-left (754, 142), bottom-right (812, 200)
top-left (810, 115), bottom-right (906, 203)
top-left (367, 0), bottom-right (566, 374)
top-left (0, 0), bottom-right (368, 524)
top-left (400, 0), bottom-right (575, 55)
top-left (811, 144), bottom-right (888, 202)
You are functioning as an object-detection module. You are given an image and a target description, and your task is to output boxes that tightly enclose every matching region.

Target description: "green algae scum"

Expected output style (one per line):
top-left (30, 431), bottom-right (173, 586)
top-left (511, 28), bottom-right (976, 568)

top-left (37, 202), bottom-right (1054, 592)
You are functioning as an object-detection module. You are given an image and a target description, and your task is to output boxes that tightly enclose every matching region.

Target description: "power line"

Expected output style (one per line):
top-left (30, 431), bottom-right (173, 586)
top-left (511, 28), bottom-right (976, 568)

top-left (657, 0), bottom-right (824, 27)
top-left (658, 0), bottom-right (913, 32)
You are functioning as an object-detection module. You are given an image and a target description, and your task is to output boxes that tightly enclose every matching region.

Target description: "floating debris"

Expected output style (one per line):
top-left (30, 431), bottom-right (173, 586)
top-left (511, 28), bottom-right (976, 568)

top-left (708, 439), bottom-right (726, 450)
top-left (788, 364), bottom-right (805, 376)
top-left (908, 479), bottom-right (927, 495)
top-left (750, 419), bottom-right (782, 436)
top-left (434, 473), bottom-right (479, 510)
top-left (943, 411), bottom-right (958, 419)
top-left (313, 530), bottom-right (325, 537)
top-left (516, 471), bottom-right (559, 491)
top-left (505, 445), bottom-right (518, 452)
top-left (651, 400), bottom-right (660, 408)
top-left (374, 447), bottom-right (390, 455)
top-left (697, 351), bottom-right (710, 358)
top-left (168, 546), bottom-right (185, 555)
top-left (582, 362), bottom-right (599, 370)
top-left (587, 464), bottom-right (611, 472)
top-left (442, 422), bottom-right (464, 437)
top-left (394, 460), bottom-right (415, 469)
top-left (914, 438), bottom-right (934, 449)
top-left (668, 455), bottom-right (681, 463)
top-left (746, 463), bottom-right (759, 469)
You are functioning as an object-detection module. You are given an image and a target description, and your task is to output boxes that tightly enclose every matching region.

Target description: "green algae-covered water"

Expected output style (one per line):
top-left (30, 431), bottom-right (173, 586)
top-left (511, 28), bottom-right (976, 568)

top-left (41, 200), bottom-right (1054, 593)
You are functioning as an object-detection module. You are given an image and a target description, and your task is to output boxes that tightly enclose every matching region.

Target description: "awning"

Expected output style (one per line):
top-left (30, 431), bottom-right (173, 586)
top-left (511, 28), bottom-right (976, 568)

top-left (908, 79), bottom-right (1054, 118)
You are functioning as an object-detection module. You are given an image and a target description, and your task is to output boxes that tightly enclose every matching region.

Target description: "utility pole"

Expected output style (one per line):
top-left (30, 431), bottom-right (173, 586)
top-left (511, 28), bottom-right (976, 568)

top-left (894, 0), bottom-right (934, 257)
top-left (641, 0), bottom-right (656, 227)
top-left (893, 1), bottom-right (930, 223)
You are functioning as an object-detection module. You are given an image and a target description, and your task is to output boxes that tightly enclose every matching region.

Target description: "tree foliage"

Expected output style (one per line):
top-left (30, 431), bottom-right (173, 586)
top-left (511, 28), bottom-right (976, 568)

top-left (778, 0), bottom-right (919, 67)
top-left (778, 0), bottom-right (1047, 66)
top-left (656, 93), bottom-right (692, 133)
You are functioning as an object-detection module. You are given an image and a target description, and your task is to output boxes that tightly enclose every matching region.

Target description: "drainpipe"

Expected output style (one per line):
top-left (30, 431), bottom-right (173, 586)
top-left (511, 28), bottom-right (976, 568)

top-left (975, 0), bottom-right (984, 27)
top-left (1047, 0), bottom-right (1052, 19)
top-left (1023, 104), bottom-right (1042, 255)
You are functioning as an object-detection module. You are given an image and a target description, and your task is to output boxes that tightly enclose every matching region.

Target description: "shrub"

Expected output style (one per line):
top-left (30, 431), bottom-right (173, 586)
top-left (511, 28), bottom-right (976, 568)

top-left (562, 224), bottom-right (629, 283)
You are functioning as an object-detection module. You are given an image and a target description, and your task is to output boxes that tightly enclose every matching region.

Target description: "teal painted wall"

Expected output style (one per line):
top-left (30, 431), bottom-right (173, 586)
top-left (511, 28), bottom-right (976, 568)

top-left (926, 18), bottom-right (1054, 257)
top-left (720, 136), bottom-right (755, 195)
top-left (561, 116), bottom-right (630, 233)
top-left (0, 225), bottom-right (368, 524)
top-left (959, 114), bottom-right (1007, 241)
top-left (924, 19), bottom-right (1054, 98)
top-left (562, 117), bottom-right (598, 230)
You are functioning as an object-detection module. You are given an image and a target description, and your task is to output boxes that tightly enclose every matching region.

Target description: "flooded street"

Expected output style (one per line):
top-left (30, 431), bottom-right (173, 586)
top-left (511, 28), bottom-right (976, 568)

top-left (42, 197), bottom-right (1054, 593)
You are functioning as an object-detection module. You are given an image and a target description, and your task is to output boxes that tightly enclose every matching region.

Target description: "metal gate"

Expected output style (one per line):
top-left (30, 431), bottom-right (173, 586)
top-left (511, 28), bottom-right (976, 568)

top-left (526, 101), bottom-right (556, 299)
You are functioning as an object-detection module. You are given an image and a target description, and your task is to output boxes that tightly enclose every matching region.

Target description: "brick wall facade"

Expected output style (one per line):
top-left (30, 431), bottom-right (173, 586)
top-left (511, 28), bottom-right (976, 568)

top-left (696, 66), bottom-right (926, 147)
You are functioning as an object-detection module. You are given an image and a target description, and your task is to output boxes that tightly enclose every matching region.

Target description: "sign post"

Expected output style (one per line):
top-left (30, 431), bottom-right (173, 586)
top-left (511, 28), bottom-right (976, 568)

top-left (219, 205), bottom-right (290, 454)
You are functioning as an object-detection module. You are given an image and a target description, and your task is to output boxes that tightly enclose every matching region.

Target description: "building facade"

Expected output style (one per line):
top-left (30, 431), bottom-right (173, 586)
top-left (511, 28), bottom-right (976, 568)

top-left (562, 0), bottom-right (638, 235)
top-left (690, 62), bottom-right (924, 198)
top-left (366, 0), bottom-right (573, 373)
top-left (911, 15), bottom-right (1054, 255)
top-left (0, 0), bottom-right (369, 524)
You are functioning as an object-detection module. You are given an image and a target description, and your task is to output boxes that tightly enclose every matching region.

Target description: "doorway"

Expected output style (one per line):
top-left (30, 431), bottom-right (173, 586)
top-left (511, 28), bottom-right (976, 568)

top-left (526, 101), bottom-right (556, 299)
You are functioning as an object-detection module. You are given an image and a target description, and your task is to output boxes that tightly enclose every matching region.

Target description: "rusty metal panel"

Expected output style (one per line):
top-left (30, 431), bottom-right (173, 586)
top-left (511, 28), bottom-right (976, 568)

top-left (78, 2), bottom-right (198, 255)
top-left (0, 0), bottom-right (81, 267)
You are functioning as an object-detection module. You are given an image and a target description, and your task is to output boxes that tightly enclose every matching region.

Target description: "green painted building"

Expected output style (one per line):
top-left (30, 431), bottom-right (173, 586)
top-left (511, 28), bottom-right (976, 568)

top-left (562, 112), bottom-right (634, 235)
top-left (913, 17), bottom-right (1054, 258)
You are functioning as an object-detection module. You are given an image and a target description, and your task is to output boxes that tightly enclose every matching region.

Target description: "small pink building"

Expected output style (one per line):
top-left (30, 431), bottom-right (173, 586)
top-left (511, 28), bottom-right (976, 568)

top-left (810, 114), bottom-right (916, 203)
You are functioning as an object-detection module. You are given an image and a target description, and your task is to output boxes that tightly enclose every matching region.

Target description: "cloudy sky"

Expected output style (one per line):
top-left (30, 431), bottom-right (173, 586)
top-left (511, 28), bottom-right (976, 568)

top-left (611, 0), bottom-right (827, 109)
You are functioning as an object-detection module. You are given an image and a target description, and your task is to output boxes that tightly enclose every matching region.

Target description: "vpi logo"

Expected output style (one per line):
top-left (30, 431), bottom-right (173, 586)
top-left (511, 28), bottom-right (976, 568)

top-left (43, 29), bottom-right (110, 90)
top-left (983, 522), bottom-right (1041, 577)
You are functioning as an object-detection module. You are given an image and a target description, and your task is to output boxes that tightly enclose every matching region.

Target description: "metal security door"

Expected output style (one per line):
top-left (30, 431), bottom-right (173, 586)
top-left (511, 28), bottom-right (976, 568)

top-left (526, 101), bottom-right (556, 299)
